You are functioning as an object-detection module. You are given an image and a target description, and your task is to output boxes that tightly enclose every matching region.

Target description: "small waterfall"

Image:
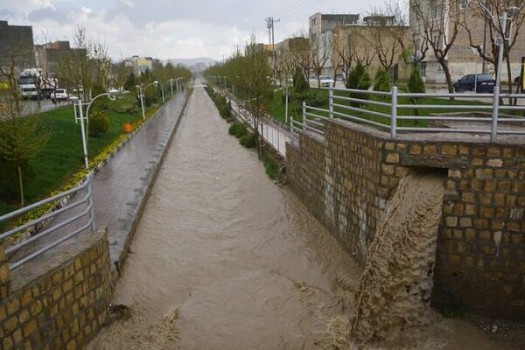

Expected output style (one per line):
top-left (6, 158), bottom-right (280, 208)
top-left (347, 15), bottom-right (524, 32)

top-left (351, 170), bottom-right (446, 341)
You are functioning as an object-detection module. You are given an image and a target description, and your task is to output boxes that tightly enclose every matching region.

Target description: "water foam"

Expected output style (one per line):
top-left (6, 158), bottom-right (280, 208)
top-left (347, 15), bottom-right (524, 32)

top-left (351, 171), bottom-right (445, 341)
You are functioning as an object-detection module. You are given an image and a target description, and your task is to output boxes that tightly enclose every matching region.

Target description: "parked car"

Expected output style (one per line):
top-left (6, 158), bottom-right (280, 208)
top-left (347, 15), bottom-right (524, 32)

top-left (453, 74), bottom-right (495, 93)
top-left (319, 75), bottom-right (334, 87)
top-left (50, 89), bottom-right (69, 103)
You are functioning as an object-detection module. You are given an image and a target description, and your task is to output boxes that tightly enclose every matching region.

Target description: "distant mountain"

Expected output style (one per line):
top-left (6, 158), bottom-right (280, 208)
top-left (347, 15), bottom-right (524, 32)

top-left (164, 57), bottom-right (217, 68)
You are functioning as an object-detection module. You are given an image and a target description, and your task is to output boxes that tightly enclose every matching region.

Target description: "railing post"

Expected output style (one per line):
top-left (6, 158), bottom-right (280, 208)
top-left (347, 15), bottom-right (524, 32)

top-left (87, 176), bottom-right (96, 233)
top-left (302, 101), bottom-right (306, 131)
top-left (491, 85), bottom-right (500, 142)
top-left (329, 87), bottom-right (334, 119)
top-left (391, 86), bottom-right (398, 139)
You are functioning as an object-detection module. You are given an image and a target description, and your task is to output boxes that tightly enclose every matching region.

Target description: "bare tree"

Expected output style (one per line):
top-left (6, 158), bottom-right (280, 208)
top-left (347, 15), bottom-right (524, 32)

top-left (310, 33), bottom-right (330, 88)
top-left (463, 1), bottom-right (525, 97)
top-left (410, 0), bottom-right (464, 92)
top-left (364, 1), bottom-right (411, 74)
top-left (56, 25), bottom-right (111, 100)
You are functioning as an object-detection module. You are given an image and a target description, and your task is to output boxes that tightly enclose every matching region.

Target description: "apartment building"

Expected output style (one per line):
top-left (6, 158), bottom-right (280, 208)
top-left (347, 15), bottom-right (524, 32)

top-left (34, 41), bottom-right (87, 77)
top-left (0, 20), bottom-right (35, 70)
top-left (309, 13), bottom-right (360, 77)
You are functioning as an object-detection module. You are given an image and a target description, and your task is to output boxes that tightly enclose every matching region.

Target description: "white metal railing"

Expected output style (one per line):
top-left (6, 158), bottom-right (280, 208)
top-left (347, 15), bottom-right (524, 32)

top-left (292, 86), bottom-right (525, 141)
top-left (0, 175), bottom-right (96, 269)
top-left (229, 97), bottom-right (290, 157)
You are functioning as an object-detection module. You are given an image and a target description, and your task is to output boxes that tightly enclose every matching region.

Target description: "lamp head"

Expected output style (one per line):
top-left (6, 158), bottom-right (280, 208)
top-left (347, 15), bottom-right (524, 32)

top-left (69, 96), bottom-right (80, 103)
top-left (153, 80), bottom-right (159, 87)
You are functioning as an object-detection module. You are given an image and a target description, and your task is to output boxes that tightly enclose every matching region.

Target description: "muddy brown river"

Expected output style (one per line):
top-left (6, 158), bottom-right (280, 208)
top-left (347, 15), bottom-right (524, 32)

top-left (88, 82), bottom-right (501, 349)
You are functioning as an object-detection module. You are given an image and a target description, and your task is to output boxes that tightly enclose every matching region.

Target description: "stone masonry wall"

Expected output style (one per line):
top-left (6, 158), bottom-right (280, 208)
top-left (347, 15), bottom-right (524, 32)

top-left (0, 233), bottom-right (112, 349)
top-left (287, 118), bottom-right (525, 320)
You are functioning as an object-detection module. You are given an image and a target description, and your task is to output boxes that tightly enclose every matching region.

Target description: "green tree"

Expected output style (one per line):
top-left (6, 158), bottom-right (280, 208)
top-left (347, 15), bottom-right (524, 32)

top-left (407, 68), bottom-right (426, 94)
top-left (407, 67), bottom-right (426, 117)
top-left (293, 66), bottom-right (309, 93)
top-left (346, 62), bottom-right (371, 107)
top-left (124, 72), bottom-right (136, 92)
top-left (373, 69), bottom-right (392, 92)
top-left (0, 101), bottom-right (49, 207)
top-left (88, 109), bottom-right (109, 137)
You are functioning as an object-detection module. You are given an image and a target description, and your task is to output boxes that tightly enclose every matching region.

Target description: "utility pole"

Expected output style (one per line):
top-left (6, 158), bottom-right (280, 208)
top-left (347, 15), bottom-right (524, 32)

top-left (265, 17), bottom-right (280, 85)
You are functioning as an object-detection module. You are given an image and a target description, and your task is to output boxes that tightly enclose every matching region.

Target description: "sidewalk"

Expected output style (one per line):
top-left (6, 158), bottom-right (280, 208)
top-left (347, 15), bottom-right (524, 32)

top-left (10, 91), bottom-right (190, 289)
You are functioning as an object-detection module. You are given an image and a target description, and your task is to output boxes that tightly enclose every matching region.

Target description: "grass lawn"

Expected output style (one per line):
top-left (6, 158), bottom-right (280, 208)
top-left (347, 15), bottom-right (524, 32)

top-left (265, 87), bottom-right (491, 129)
top-left (0, 96), bottom-right (149, 217)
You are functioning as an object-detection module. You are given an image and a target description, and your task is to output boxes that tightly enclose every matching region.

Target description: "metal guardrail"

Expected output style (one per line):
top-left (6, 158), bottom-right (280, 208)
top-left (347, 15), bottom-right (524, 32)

top-left (292, 86), bottom-right (525, 141)
top-left (0, 175), bottom-right (96, 269)
top-left (228, 94), bottom-right (290, 157)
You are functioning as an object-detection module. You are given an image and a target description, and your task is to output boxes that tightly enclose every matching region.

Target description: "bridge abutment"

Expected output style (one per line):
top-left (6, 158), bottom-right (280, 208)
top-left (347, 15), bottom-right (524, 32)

top-left (287, 118), bottom-right (525, 320)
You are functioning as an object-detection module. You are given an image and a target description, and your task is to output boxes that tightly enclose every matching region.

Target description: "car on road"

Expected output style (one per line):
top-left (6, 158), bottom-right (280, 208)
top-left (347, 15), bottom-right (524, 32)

top-left (319, 75), bottom-right (334, 87)
top-left (453, 74), bottom-right (495, 93)
top-left (50, 89), bottom-right (70, 103)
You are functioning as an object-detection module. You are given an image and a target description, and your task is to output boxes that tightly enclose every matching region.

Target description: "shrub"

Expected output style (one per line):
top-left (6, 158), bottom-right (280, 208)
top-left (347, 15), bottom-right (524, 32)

top-left (293, 67), bottom-right (309, 93)
top-left (239, 133), bottom-right (256, 148)
top-left (407, 67), bottom-right (426, 94)
top-left (373, 69), bottom-right (392, 93)
top-left (89, 110), bottom-right (110, 137)
top-left (407, 67), bottom-right (426, 118)
top-left (228, 122), bottom-right (247, 138)
top-left (263, 156), bottom-right (278, 180)
top-left (346, 62), bottom-right (371, 107)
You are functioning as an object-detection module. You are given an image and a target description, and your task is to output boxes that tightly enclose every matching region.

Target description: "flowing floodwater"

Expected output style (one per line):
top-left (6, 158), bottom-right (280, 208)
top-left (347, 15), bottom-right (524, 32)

top-left (88, 82), bottom-right (500, 349)
top-left (352, 172), bottom-right (445, 341)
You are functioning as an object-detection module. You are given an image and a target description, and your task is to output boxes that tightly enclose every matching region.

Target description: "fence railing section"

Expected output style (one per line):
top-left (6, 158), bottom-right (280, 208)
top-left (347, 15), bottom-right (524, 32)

top-left (229, 97), bottom-right (290, 157)
top-left (0, 175), bottom-right (96, 269)
top-left (292, 86), bottom-right (525, 141)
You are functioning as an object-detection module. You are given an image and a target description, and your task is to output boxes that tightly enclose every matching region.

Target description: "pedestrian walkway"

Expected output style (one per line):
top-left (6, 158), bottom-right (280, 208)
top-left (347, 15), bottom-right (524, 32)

top-left (10, 91), bottom-right (188, 290)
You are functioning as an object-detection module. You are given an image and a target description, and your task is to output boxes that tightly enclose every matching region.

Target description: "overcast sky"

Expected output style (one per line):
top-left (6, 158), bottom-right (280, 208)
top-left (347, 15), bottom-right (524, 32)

top-left (1, 0), bottom-right (390, 62)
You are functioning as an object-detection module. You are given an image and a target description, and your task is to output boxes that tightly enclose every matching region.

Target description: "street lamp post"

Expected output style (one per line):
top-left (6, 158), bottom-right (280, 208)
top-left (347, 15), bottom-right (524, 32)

top-left (135, 85), bottom-right (145, 120)
top-left (70, 90), bottom-right (118, 169)
top-left (158, 81), bottom-right (165, 103)
top-left (135, 81), bottom-right (158, 120)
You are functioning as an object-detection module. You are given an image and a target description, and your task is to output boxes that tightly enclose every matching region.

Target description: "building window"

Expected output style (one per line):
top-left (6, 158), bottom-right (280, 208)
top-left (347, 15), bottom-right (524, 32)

top-left (420, 62), bottom-right (427, 77)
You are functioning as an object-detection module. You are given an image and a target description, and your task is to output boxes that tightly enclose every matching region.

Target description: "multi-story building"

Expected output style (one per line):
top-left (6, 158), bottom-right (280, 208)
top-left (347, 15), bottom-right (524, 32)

top-left (309, 13), bottom-right (360, 77)
top-left (124, 56), bottom-right (155, 77)
top-left (331, 16), bottom-right (410, 81)
top-left (34, 41), bottom-right (86, 77)
top-left (0, 20), bottom-right (35, 72)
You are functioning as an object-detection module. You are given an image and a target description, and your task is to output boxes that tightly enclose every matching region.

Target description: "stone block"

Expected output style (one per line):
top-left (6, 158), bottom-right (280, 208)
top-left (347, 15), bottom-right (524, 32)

top-left (385, 152), bottom-right (399, 164)
top-left (6, 298), bottom-right (20, 316)
top-left (446, 216), bottom-right (458, 227)
top-left (441, 144), bottom-right (458, 156)
top-left (486, 159), bottom-right (503, 167)
top-left (460, 217), bottom-right (473, 227)
top-left (487, 147), bottom-right (502, 157)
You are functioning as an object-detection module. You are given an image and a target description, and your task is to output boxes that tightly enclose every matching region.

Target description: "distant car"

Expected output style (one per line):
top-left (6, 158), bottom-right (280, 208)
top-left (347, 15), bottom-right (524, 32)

top-left (319, 75), bottom-right (334, 87)
top-left (50, 89), bottom-right (69, 103)
top-left (453, 74), bottom-right (495, 93)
